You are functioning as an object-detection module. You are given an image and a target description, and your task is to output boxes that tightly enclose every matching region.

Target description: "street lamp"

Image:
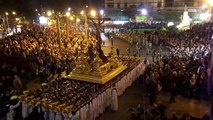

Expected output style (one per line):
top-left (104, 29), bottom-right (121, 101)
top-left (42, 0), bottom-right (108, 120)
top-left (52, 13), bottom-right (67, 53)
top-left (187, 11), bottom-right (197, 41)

top-left (65, 12), bottom-right (71, 41)
top-left (5, 12), bottom-right (9, 34)
top-left (141, 9), bottom-right (147, 15)
top-left (76, 18), bottom-right (80, 23)
top-left (70, 16), bottom-right (74, 21)
top-left (100, 10), bottom-right (104, 16)
top-left (80, 9), bottom-right (89, 42)
top-left (65, 12), bottom-right (70, 17)
top-left (80, 10), bottom-right (84, 15)
top-left (47, 11), bottom-right (52, 17)
top-left (39, 16), bottom-right (48, 24)
top-left (12, 11), bottom-right (16, 15)
top-left (75, 18), bottom-right (80, 32)
top-left (207, 0), bottom-right (213, 18)
top-left (46, 10), bottom-right (62, 52)
top-left (202, 4), bottom-right (208, 9)
top-left (205, 0), bottom-right (213, 96)
top-left (11, 11), bottom-right (17, 33)
top-left (207, 0), bottom-right (213, 6)
top-left (90, 10), bottom-right (96, 17)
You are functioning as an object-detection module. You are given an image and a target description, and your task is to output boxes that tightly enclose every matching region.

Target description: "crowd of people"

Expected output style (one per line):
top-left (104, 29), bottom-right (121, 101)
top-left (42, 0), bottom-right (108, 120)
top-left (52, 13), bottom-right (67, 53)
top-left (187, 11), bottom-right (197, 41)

top-left (0, 23), bottom-right (100, 119)
top-left (145, 23), bottom-right (212, 119)
top-left (115, 30), bottom-right (162, 58)
top-left (129, 102), bottom-right (210, 120)
top-left (145, 23), bottom-right (212, 99)
top-left (113, 22), bottom-right (213, 119)
top-left (0, 19), bottom-right (213, 120)
top-left (103, 22), bottom-right (166, 33)
top-left (0, 22), bottom-right (142, 119)
top-left (3, 56), bottom-right (141, 120)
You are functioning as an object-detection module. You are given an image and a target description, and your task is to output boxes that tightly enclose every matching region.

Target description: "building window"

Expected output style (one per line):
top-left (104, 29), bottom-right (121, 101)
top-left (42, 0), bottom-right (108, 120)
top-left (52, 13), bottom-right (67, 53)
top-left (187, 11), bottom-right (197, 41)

top-left (185, 0), bottom-right (194, 7)
top-left (157, 2), bottom-right (161, 7)
top-left (107, 3), bottom-right (114, 8)
top-left (117, 3), bottom-right (120, 8)
top-left (165, 0), bottom-right (174, 7)
top-left (129, 4), bottom-right (136, 8)
top-left (124, 3), bottom-right (128, 8)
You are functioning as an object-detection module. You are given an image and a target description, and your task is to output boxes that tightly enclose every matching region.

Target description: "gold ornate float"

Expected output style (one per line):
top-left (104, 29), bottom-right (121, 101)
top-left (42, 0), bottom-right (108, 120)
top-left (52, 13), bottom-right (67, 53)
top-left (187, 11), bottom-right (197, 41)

top-left (65, 52), bottom-right (127, 84)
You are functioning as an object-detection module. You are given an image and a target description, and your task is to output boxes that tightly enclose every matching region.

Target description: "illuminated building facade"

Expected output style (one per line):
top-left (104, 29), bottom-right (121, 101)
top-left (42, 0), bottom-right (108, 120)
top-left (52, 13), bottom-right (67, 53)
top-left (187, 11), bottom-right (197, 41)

top-left (104, 0), bottom-right (203, 21)
top-left (104, 0), bottom-right (202, 12)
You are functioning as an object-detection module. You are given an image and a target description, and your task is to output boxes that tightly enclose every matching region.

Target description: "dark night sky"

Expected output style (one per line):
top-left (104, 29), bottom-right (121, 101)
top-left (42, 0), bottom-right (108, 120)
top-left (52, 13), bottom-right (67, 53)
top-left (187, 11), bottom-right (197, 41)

top-left (0, 0), bottom-right (103, 19)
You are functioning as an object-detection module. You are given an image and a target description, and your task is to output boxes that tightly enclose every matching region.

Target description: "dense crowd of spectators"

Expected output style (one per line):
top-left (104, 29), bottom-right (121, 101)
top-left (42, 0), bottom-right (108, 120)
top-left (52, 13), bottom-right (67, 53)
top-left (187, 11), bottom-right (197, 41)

top-left (129, 102), bottom-right (210, 120)
top-left (144, 23), bottom-right (212, 119)
top-left (0, 23), bottom-right (142, 119)
top-left (145, 23), bottom-right (212, 98)
top-left (104, 22), bottom-right (166, 33)
top-left (0, 20), bottom-right (212, 119)
top-left (2, 56), bottom-right (140, 120)
top-left (115, 22), bottom-right (213, 119)
top-left (0, 24), bottom-right (99, 118)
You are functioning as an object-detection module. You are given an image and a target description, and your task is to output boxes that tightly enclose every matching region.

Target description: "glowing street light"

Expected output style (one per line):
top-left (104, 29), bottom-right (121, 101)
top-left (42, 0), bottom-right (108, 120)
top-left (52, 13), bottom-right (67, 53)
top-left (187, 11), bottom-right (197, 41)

top-left (167, 22), bottom-right (174, 27)
top-left (202, 4), bottom-right (208, 9)
top-left (35, 9), bottom-right (38, 12)
top-left (199, 13), bottom-right (211, 20)
top-left (39, 16), bottom-right (48, 24)
top-left (100, 10), bottom-right (104, 16)
top-left (76, 18), bottom-right (80, 23)
top-left (80, 10), bottom-right (84, 15)
top-left (48, 21), bottom-right (52, 26)
top-left (5, 12), bottom-right (9, 16)
top-left (68, 7), bottom-right (71, 11)
top-left (70, 16), bottom-right (74, 21)
top-left (206, 0), bottom-right (213, 20)
top-left (90, 10), bottom-right (96, 17)
top-left (65, 12), bottom-right (71, 17)
top-left (207, 0), bottom-right (213, 6)
top-left (47, 11), bottom-right (52, 17)
top-left (12, 11), bottom-right (16, 15)
top-left (141, 9), bottom-right (147, 15)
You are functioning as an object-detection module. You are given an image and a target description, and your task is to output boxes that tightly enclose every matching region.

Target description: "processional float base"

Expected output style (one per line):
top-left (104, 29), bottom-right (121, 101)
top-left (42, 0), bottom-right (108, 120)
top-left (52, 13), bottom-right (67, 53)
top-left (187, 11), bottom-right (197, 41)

top-left (65, 65), bottom-right (127, 84)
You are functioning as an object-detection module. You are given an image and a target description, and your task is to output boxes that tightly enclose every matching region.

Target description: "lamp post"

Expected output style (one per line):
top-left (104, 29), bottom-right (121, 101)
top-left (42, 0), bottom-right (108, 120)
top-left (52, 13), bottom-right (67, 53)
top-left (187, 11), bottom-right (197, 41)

top-left (209, 0), bottom-right (213, 90)
top-left (207, 0), bottom-right (213, 114)
top-left (5, 12), bottom-right (9, 34)
top-left (47, 11), bottom-right (61, 52)
top-left (65, 11), bottom-right (71, 41)
top-left (88, 9), bottom-right (111, 62)
top-left (0, 15), bottom-right (6, 38)
top-left (12, 11), bottom-right (16, 15)
top-left (76, 18), bottom-right (80, 32)
top-left (206, 0), bottom-right (213, 96)
top-left (209, 0), bottom-right (213, 20)
top-left (80, 10), bottom-right (89, 42)
top-left (56, 15), bottom-right (61, 51)
top-left (12, 11), bottom-right (17, 33)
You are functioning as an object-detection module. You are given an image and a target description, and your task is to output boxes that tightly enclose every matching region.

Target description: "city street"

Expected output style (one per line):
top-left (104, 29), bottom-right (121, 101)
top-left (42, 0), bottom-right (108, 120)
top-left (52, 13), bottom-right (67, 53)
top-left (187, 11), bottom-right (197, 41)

top-left (98, 35), bottom-right (211, 120)
top-left (0, 0), bottom-right (212, 120)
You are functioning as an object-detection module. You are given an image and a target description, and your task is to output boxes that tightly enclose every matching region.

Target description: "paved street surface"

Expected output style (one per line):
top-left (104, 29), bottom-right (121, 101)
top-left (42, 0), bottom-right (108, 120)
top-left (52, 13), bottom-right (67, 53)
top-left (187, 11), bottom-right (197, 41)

top-left (101, 33), bottom-right (169, 62)
top-left (98, 34), bottom-right (211, 120)
top-left (26, 34), bottom-right (211, 120)
top-left (97, 80), bottom-right (211, 120)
